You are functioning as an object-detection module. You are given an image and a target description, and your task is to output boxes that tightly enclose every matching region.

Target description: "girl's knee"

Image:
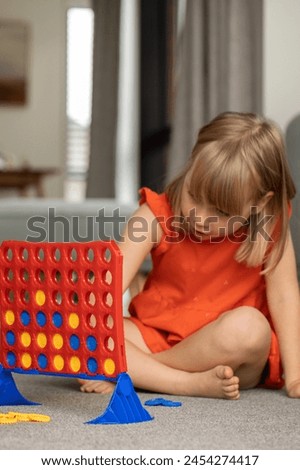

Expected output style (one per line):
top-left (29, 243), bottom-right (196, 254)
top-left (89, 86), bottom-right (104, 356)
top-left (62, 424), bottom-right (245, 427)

top-left (217, 306), bottom-right (272, 354)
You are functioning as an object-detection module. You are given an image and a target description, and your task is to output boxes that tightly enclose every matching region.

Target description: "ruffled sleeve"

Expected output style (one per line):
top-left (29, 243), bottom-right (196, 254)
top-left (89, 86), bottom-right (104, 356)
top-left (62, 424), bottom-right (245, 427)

top-left (139, 187), bottom-right (180, 254)
top-left (139, 187), bottom-right (174, 235)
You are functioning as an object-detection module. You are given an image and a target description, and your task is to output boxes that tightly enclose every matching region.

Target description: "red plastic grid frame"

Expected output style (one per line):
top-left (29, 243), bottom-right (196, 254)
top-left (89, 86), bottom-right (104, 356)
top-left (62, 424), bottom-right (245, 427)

top-left (0, 240), bottom-right (127, 379)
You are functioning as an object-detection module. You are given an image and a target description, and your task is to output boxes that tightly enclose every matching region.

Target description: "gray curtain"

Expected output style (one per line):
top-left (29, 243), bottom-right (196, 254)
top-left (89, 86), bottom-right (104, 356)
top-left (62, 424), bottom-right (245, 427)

top-left (86, 0), bottom-right (121, 198)
top-left (286, 114), bottom-right (300, 272)
top-left (87, 0), bottom-right (263, 197)
top-left (167, 0), bottom-right (263, 181)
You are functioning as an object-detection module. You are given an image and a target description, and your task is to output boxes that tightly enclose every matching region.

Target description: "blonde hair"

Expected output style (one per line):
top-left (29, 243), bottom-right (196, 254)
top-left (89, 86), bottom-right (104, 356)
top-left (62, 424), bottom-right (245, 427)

top-left (166, 112), bottom-right (296, 273)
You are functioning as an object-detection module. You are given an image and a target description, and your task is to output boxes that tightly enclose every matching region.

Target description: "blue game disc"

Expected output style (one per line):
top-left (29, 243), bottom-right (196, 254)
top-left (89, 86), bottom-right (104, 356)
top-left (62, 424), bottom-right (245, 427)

top-left (38, 354), bottom-right (48, 369)
top-left (52, 311), bottom-right (63, 328)
top-left (36, 311), bottom-right (47, 327)
top-left (6, 330), bottom-right (16, 346)
top-left (87, 357), bottom-right (98, 374)
top-left (20, 310), bottom-right (31, 326)
top-left (69, 334), bottom-right (80, 350)
top-left (144, 398), bottom-right (182, 407)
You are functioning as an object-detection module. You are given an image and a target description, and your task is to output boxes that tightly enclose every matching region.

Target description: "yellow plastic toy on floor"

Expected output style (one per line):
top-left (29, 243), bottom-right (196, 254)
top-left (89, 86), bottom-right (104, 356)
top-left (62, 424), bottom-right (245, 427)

top-left (0, 411), bottom-right (50, 424)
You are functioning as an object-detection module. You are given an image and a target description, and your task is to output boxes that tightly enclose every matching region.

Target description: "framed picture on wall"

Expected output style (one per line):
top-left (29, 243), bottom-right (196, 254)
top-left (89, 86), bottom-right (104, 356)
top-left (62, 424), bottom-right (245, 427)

top-left (0, 20), bottom-right (30, 106)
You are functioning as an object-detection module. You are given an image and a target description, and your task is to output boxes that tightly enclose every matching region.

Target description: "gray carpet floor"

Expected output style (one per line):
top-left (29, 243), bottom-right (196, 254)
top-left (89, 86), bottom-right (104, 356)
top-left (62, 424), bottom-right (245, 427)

top-left (0, 374), bottom-right (300, 450)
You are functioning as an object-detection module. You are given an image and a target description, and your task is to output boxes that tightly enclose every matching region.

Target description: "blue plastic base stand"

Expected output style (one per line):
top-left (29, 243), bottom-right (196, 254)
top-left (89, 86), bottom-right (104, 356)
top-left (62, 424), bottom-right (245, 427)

top-left (86, 372), bottom-right (153, 425)
top-left (0, 367), bottom-right (39, 406)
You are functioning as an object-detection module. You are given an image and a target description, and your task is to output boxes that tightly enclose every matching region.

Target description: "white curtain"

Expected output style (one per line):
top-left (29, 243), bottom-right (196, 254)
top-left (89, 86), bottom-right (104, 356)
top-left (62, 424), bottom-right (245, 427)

top-left (87, 0), bottom-right (139, 201)
top-left (115, 0), bottom-right (140, 204)
top-left (86, 0), bottom-right (120, 198)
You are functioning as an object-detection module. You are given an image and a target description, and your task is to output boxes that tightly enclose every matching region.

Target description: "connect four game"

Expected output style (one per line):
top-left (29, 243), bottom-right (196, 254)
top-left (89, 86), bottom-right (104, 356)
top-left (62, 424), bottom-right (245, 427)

top-left (0, 240), bottom-right (152, 425)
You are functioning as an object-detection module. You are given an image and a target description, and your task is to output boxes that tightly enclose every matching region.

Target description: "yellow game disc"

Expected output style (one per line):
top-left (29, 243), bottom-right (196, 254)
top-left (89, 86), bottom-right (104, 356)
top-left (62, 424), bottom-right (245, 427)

top-left (37, 332), bottom-right (47, 348)
top-left (21, 332), bottom-right (31, 348)
top-left (53, 355), bottom-right (64, 371)
top-left (103, 358), bottom-right (115, 376)
top-left (7, 412), bottom-right (50, 423)
top-left (7, 412), bottom-right (30, 422)
top-left (70, 356), bottom-right (81, 373)
top-left (68, 312), bottom-right (79, 329)
top-left (52, 333), bottom-right (63, 350)
top-left (5, 310), bottom-right (15, 326)
top-left (35, 290), bottom-right (46, 306)
top-left (0, 415), bottom-right (17, 424)
top-left (21, 353), bottom-right (32, 368)
top-left (26, 413), bottom-right (51, 423)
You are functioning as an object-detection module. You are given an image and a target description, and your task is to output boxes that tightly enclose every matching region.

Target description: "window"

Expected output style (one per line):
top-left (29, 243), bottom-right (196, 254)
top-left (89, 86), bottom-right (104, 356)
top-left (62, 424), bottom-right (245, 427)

top-left (64, 5), bottom-right (94, 201)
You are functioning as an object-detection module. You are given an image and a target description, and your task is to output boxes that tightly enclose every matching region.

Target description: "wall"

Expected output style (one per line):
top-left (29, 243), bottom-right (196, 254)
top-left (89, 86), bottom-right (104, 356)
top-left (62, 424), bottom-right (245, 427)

top-left (0, 0), bottom-right (300, 199)
top-left (263, 0), bottom-right (300, 131)
top-left (0, 0), bottom-right (66, 197)
top-left (263, 0), bottom-right (300, 270)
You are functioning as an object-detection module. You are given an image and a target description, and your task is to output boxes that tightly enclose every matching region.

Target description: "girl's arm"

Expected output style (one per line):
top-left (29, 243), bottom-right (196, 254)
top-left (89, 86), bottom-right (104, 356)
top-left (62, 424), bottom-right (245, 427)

top-left (265, 228), bottom-right (300, 397)
top-left (118, 203), bottom-right (163, 293)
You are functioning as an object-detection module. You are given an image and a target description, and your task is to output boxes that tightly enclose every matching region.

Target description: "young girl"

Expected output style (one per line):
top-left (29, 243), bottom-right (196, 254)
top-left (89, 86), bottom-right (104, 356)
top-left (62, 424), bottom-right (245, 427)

top-left (80, 112), bottom-right (300, 400)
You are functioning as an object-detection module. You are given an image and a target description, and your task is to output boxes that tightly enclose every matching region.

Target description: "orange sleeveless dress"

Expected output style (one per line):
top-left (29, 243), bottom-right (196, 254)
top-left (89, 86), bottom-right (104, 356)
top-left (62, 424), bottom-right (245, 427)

top-left (128, 187), bottom-right (284, 389)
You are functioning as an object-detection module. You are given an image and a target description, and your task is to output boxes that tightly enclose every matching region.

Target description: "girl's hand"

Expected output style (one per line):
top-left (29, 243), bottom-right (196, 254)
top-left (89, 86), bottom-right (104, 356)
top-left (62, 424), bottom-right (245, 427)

top-left (286, 379), bottom-right (300, 398)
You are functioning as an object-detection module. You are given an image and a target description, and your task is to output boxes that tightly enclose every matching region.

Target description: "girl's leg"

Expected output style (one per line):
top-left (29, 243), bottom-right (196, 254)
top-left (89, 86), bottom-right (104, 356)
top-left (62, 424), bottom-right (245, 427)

top-left (78, 319), bottom-right (150, 394)
top-left (154, 306), bottom-right (272, 390)
top-left (80, 306), bottom-right (271, 398)
top-left (129, 272), bottom-right (147, 299)
top-left (79, 320), bottom-right (240, 398)
top-left (123, 339), bottom-right (240, 398)
top-left (80, 326), bottom-right (240, 398)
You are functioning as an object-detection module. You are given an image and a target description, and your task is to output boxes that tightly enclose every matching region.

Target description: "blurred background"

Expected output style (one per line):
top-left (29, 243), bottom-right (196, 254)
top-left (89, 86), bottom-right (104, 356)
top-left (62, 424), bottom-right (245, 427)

top-left (0, 0), bottom-right (299, 269)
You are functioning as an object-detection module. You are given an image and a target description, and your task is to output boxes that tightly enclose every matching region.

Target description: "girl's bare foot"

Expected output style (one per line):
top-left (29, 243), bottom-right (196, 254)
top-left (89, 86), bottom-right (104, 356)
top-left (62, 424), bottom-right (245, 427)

top-left (78, 365), bottom-right (239, 399)
top-left (182, 365), bottom-right (240, 399)
top-left (286, 379), bottom-right (300, 398)
top-left (78, 378), bottom-right (115, 394)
